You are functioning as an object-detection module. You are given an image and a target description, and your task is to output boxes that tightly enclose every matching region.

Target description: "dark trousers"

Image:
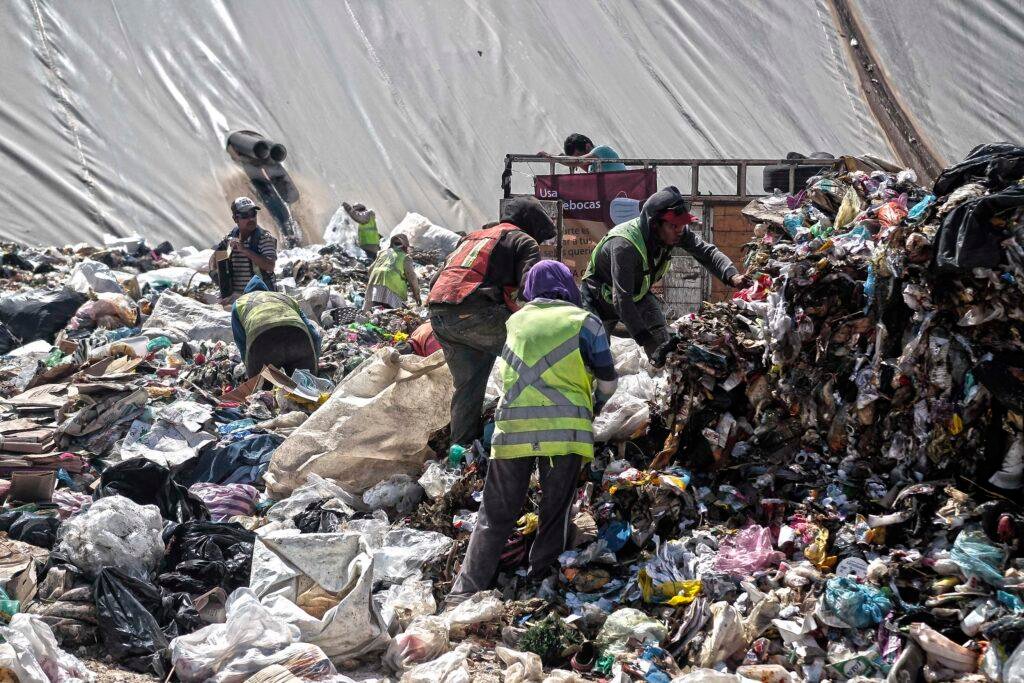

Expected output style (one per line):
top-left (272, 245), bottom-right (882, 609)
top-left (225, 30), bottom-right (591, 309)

top-left (450, 454), bottom-right (583, 594)
top-left (581, 284), bottom-right (669, 353)
top-left (429, 304), bottom-right (509, 447)
top-left (245, 326), bottom-right (316, 378)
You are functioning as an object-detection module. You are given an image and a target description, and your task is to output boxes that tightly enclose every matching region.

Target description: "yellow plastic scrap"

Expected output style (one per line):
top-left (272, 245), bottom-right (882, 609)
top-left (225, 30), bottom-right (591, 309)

top-left (638, 569), bottom-right (701, 606)
top-left (516, 512), bottom-right (538, 535)
top-left (393, 332), bottom-right (409, 343)
top-left (656, 474), bottom-right (689, 495)
top-left (948, 414), bottom-right (963, 435)
top-left (834, 186), bottom-right (863, 230)
top-left (804, 526), bottom-right (838, 571)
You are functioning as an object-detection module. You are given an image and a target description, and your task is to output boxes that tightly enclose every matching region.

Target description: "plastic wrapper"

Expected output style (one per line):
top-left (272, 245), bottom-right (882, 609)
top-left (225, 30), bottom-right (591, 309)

top-left (374, 527), bottom-right (454, 585)
top-left (823, 577), bottom-right (892, 628)
top-left (0, 613), bottom-right (95, 683)
top-left (443, 590), bottom-right (505, 636)
top-left (383, 615), bottom-right (450, 672)
top-left (908, 622), bottom-right (978, 673)
top-left (266, 473), bottom-right (361, 525)
top-left (950, 529), bottom-right (1006, 586)
top-left (595, 608), bottom-right (668, 656)
top-left (713, 525), bottom-right (781, 576)
top-left (377, 578), bottom-right (437, 629)
top-left (56, 495), bottom-right (164, 580)
top-left (400, 643), bottom-right (471, 683)
top-left (417, 461), bottom-right (460, 500)
top-left (362, 474), bottom-right (424, 513)
top-left (496, 645), bottom-right (543, 683)
top-left (170, 588), bottom-right (300, 683)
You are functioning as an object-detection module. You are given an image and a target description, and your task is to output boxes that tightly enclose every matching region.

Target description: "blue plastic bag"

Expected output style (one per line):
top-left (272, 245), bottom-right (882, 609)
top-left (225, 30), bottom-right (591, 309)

top-left (824, 577), bottom-right (892, 628)
top-left (950, 530), bottom-right (1005, 587)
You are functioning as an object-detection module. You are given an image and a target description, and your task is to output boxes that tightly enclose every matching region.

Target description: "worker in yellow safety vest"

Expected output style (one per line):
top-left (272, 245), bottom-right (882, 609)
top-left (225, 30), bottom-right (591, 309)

top-left (363, 234), bottom-right (421, 310)
top-left (447, 260), bottom-right (618, 599)
top-left (344, 201), bottom-right (380, 258)
top-left (232, 275), bottom-right (321, 378)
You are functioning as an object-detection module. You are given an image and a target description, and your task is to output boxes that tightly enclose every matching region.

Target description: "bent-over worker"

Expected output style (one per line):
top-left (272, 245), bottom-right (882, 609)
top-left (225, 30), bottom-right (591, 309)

top-left (582, 186), bottom-right (750, 363)
top-left (232, 275), bottom-right (321, 378)
top-left (427, 196), bottom-right (557, 448)
top-left (210, 197), bottom-right (278, 303)
top-left (345, 202), bottom-right (380, 258)
top-left (448, 260), bottom-right (617, 597)
top-left (363, 234), bottom-right (421, 311)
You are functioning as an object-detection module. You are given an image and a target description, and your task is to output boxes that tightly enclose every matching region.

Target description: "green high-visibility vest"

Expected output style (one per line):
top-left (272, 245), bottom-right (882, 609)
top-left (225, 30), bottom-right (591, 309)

top-left (367, 248), bottom-right (409, 301)
top-left (357, 215), bottom-right (379, 248)
top-left (235, 291), bottom-right (312, 358)
top-left (491, 301), bottom-right (595, 461)
top-left (583, 218), bottom-right (672, 303)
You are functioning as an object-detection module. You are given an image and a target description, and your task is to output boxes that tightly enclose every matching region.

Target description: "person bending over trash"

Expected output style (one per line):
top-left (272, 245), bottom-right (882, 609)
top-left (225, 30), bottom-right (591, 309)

top-left (210, 196), bottom-right (278, 303)
top-left (231, 275), bottom-right (321, 378)
top-left (363, 234), bottom-right (421, 311)
top-left (427, 196), bottom-right (556, 449)
top-left (344, 201), bottom-right (381, 258)
top-left (538, 132), bottom-right (627, 173)
top-left (447, 260), bottom-right (617, 599)
top-left (582, 186), bottom-right (751, 366)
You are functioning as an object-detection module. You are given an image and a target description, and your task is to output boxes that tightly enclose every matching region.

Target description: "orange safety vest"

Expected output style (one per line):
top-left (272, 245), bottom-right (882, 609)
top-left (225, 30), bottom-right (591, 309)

top-left (427, 224), bottom-right (522, 310)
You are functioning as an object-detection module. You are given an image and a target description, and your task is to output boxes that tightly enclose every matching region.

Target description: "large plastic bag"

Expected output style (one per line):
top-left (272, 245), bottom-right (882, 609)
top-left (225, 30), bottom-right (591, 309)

top-left (96, 458), bottom-right (209, 523)
top-left (377, 578), bottom-right (437, 629)
top-left (249, 529), bottom-right (390, 660)
top-left (142, 290), bottom-right (233, 343)
top-left (713, 525), bottom-right (782, 576)
top-left (383, 615), bottom-right (450, 672)
top-left (265, 473), bottom-right (362, 525)
top-left (595, 608), bottom-right (668, 656)
top-left (443, 590), bottom-right (505, 637)
top-left (823, 577), bottom-right (892, 628)
top-left (170, 588), bottom-right (300, 682)
top-left (388, 212), bottom-right (461, 257)
top-left (950, 529), bottom-right (1006, 587)
top-left (136, 267), bottom-right (210, 291)
top-left (265, 348), bottom-right (454, 497)
top-left (696, 602), bottom-right (746, 667)
top-left (94, 567), bottom-right (200, 675)
top-left (69, 259), bottom-right (124, 294)
top-left (0, 288), bottom-right (87, 345)
top-left (0, 613), bottom-right (95, 683)
top-left (400, 643), bottom-right (471, 683)
top-left (374, 528), bottom-right (455, 586)
top-left (56, 495), bottom-right (164, 580)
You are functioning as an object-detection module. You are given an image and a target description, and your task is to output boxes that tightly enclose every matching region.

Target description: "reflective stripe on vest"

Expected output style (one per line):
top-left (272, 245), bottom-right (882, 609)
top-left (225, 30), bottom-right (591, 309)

top-left (357, 216), bottom-right (379, 248)
top-left (236, 291), bottom-right (311, 358)
top-left (491, 301), bottom-right (595, 460)
top-left (427, 224), bottom-right (521, 307)
top-left (583, 218), bottom-right (671, 303)
top-left (366, 248), bottom-right (409, 300)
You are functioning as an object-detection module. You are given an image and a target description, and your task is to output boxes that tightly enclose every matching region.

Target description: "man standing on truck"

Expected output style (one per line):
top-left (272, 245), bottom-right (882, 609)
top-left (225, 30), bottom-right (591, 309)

top-left (427, 197), bottom-right (556, 450)
top-left (538, 133), bottom-right (627, 173)
top-left (581, 186), bottom-right (751, 365)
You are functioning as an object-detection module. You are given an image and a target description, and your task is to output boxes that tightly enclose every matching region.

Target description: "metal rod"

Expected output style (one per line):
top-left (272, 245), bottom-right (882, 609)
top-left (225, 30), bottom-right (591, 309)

top-left (510, 155), bottom-right (828, 167)
top-left (737, 162), bottom-right (747, 199)
top-left (691, 166), bottom-right (700, 198)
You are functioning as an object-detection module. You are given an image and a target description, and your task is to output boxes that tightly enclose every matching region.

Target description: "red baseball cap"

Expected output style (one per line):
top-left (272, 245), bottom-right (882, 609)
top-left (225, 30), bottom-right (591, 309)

top-left (662, 207), bottom-right (697, 226)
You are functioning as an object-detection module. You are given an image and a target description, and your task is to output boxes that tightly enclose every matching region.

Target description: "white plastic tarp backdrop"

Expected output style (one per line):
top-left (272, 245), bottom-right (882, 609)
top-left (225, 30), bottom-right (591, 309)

top-left (1, 0), bottom-right (1020, 247)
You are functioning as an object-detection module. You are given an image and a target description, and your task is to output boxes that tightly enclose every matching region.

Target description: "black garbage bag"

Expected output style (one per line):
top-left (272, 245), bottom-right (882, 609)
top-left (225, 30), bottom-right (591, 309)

top-left (933, 186), bottom-right (1024, 272)
top-left (933, 142), bottom-right (1024, 196)
top-left (96, 458), bottom-right (209, 523)
top-left (158, 521), bottom-right (255, 595)
top-left (293, 499), bottom-right (346, 533)
top-left (0, 288), bottom-right (87, 345)
top-left (94, 567), bottom-right (201, 675)
top-left (7, 513), bottom-right (61, 549)
top-left (0, 322), bottom-right (19, 355)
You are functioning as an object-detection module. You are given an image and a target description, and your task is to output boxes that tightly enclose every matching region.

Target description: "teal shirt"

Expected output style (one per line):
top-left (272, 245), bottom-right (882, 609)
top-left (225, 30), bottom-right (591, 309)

top-left (590, 145), bottom-right (627, 172)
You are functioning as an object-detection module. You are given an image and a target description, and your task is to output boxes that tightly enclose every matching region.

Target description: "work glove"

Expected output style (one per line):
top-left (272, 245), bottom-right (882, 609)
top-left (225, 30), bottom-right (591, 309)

top-left (593, 399), bottom-right (607, 417)
top-left (648, 332), bottom-right (683, 369)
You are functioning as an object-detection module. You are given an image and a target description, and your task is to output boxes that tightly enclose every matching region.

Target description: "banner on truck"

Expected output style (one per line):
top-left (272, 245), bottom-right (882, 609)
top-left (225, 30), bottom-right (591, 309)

top-left (534, 169), bottom-right (657, 277)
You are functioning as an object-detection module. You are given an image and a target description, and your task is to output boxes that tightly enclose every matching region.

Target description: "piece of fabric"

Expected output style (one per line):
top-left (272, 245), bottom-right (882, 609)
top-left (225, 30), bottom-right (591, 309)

top-left (589, 144), bottom-right (627, 172)
top-left (215, 225), bottom-right (278, 295)
top-left (184, 433), bottom-right (285, 486)
top-left (188, 483), bottom-right (260, 521)
top-left (232, 276), bottom-right (320, 362)
top-left (450, 454), bottom-right (582, 594)
top-left (522, 260), bottom-right (581, 306)
top-left (430, 304), bottom-right (509, 447)
top-left (492, 300), bottom-right (597, 461)
top-left (409, 322), bottom-right (441, 357)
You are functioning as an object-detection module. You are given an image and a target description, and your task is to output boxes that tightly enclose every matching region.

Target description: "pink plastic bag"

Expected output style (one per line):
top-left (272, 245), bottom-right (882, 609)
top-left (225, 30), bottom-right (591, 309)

top-left (713, 525), bottom-right (782, 576)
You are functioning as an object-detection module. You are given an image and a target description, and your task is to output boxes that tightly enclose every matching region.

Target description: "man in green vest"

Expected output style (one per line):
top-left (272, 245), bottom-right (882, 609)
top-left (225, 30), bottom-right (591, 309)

top-left (231, 275), bottom-right (322, 378)
top-left (344, 201), bottom-right (380, 258)
top-left (582, 186), bottom-right (751, 364)
top-left (448, 260), bottom-right (617, 598)
top-left (363, 234), bottom-right (421, 311)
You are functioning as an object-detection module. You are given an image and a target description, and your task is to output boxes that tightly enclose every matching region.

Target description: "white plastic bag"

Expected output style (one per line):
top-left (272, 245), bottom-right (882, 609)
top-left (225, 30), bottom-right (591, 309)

top-left (697, 602), bottom-right (747, 667)
top-left (595, 608), bottom-right (668, 656)
top-left (383, 615), bottom-right (450, 672)
top-left (68, 259), bottom-right (124, 294)
top-left (142, 290), bottom-right (232, 343)
top-left (496, 646), bottom-right (543, 683)
top-left (170, 588), bottom-right (300, 683)
top-left (56, 495), bottom-right (164, 579)
top-left (418, 461), bottom-right (460, 500)
top-left (362, 474), bottom-right (424, 513)
top-left (377, 578), bottom-right (437, 629)
top-left (400, 643), bottom-right (471, 683)
top-left (0, 614), bottom-right (95, 683)
top-left (388, 212), bottom-right (461, 256)
top-left (443, 590), bottom-right (505, 637)
top-left (374, 528), bottom-right (455, 586)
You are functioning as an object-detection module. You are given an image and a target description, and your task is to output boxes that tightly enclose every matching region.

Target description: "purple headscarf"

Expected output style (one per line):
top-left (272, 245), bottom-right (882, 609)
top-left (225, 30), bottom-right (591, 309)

top-left (522, 260), bottom-right (582, 306)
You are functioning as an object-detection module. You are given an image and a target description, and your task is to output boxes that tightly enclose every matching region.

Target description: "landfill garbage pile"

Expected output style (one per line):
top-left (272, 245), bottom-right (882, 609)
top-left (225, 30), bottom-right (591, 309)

top-left (0, 146), bottom-right (1021, 683)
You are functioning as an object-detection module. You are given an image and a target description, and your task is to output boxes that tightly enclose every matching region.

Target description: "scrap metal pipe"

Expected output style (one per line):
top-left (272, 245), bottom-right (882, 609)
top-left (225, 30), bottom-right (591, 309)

top-left (268, 142), bottom-right (287, 163)
top-left (227, 130), bottom-right (270, 160)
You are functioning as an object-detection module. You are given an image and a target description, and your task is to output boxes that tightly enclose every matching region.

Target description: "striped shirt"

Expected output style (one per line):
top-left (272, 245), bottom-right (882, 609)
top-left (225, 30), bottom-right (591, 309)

top-left (215, 227), bottom-right (277, 294)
